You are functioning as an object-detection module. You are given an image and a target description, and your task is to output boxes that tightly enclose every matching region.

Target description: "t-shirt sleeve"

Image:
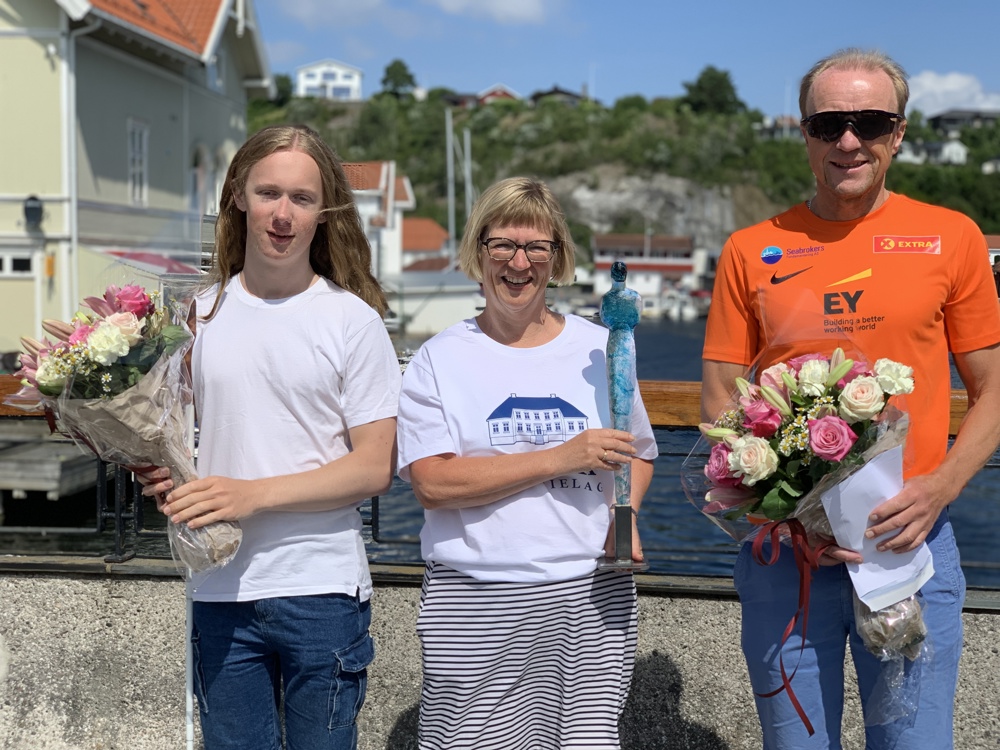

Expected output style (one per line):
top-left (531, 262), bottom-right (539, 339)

top-left (943, 220), bottom-right (1000, 353)
top-left (396, 350), bottom-right (457, 482)
top-left (703, 235), bottom-right (759, 366)
top-left (342, 317), bottom-right (402, 429)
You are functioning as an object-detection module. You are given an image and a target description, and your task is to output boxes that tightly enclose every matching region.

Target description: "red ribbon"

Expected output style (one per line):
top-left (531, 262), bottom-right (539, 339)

top-left (750, 518), bottom-right (834, 737)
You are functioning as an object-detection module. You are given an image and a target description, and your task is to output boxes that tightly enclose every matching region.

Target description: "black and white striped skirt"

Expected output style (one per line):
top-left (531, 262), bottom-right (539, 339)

top-left (416, 562), bottom-right (638, 750)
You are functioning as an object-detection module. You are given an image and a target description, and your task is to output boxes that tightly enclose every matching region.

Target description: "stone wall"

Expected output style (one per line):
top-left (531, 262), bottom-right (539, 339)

top-left (0, 566), bottom-right (997, 749)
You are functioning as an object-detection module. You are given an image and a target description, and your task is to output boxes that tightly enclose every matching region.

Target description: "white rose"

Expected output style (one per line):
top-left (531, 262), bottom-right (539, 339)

top-left (838, 375), bottom-right (885, 423)
top-left (727, 435), bottom-right (779, 486)
top-left (104, 311), bottom-right (145, 346)
top-left (873, 358), bottom-right (914, 395)
top-left (86, 321), bottom-right (131, 365)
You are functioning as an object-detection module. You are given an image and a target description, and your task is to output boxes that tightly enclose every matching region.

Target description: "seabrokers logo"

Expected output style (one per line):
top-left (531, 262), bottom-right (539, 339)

top-left (874, 235), bottom-right (941, 254)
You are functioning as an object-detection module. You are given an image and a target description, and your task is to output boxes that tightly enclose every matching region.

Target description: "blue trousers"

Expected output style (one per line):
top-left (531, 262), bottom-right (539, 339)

top-left (734, 511), bottom-right (964, 750)
top-left (191, 593), bottom-right (375, 750)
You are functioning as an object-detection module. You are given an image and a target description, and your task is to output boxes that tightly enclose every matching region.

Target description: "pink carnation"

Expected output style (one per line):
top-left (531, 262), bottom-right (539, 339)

top-left (741, 397), bottom-right (783, 438)
top-left (69, 324), bottom-right (94, 346)
top-left (704, 443), bottom-right (742, 487)
top-left (808, 415), bottom-right (858, 462)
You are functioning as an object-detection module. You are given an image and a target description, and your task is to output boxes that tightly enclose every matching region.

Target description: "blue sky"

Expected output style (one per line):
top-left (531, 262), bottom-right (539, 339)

top-left (254, 0), bottom-right (1000, 119)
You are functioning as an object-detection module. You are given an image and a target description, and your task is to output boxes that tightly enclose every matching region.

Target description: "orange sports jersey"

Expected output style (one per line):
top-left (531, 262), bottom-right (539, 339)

top-left (704, 193), bottom-right (1000, 478)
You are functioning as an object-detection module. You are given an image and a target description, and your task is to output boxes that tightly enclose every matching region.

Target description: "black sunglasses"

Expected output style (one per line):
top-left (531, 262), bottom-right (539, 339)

top-left (801, 110), bottom-right (904, 142)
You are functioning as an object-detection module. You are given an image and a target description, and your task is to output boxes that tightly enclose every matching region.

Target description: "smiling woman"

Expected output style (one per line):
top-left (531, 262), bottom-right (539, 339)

top-left (395, 176), bottom-right (659, 749)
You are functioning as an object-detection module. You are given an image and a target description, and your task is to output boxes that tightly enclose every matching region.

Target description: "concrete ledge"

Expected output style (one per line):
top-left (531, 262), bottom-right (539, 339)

top-left (0, 567), bottom-right (999, 749)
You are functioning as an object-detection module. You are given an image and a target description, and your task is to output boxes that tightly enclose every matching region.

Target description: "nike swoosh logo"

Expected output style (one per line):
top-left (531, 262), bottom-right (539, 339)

top-left (770, 267), bottom-right (812, 284)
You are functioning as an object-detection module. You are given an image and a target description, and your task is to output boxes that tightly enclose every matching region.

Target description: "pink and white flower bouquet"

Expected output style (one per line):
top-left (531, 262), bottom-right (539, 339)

top-left (5, 284), bottom-right (241, 575)
top-left (683, 347), bottom-right (914, 538)
top-left (682, 347), bottom-right (929, 729)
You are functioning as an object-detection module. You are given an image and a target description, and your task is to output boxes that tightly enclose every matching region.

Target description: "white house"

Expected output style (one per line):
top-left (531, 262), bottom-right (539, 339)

top-left (590, 233), bottom-right (711, 319)
top-left (295, 59), bottom-right (362, 101)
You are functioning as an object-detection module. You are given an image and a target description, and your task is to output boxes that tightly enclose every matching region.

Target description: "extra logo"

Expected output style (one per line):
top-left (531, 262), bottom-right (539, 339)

top-left (873, 235), bottom-right (941, 254)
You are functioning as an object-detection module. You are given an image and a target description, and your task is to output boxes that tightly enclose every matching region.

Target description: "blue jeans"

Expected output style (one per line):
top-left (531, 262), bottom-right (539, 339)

top-left (734, 511), bottom-right (964, 750)
top-left (191, 593), bottom-right (375, 750)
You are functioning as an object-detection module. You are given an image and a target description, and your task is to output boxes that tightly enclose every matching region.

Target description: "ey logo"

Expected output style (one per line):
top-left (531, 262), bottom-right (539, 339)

top-left (824, 290), bottom-right (863, 314)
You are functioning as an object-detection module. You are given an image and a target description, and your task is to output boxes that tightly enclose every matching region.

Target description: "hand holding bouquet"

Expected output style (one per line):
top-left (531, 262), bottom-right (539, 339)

top-left (5, 284), bottom-right (241, 575)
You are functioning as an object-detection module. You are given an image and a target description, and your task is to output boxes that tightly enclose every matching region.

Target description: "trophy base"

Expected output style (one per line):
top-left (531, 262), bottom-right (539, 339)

top-left (597, 556), bottom-right (650, 572)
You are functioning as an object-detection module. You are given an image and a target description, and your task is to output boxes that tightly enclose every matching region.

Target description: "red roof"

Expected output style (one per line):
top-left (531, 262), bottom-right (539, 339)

top-left (343, 162), bottom-right (385, 192)
top-left (403, 217), bottom-right (449, 253)
top-left (87, 0), bottom-right (224, 57)
top-left (403, 257), bottom-right (452, 272)
top-left (593, 233), bottom-right (694, 252)
top-left (984, 234), bottom-right (1000, 251)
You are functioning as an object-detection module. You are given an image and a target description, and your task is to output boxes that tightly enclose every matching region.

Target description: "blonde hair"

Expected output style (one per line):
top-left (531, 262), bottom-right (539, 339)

top-left (458, 177), bottom-right (576, 285)
top-left (205, 124), bottom-right (387, 318)
top-left (799, 48), bottom-right (909, 116)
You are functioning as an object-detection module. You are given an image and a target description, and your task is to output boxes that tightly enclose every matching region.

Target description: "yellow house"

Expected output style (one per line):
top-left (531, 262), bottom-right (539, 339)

top-left (0, 0), bottom-right (272, 357)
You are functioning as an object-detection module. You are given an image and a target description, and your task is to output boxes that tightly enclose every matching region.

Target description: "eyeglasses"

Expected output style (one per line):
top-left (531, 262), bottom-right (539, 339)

top-left (801, 110), bottom-right (904, 142)
top-left (481, 237), bottom-right (559, 263)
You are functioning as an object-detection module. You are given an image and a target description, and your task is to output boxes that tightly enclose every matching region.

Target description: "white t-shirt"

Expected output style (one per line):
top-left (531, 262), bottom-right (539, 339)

top-left (189, 276), bottom-right (401, 602)
top-left (397, 315), bottom-right (658, 582)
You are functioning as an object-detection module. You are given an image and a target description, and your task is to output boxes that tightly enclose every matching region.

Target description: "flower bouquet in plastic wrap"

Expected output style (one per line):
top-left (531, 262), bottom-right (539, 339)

top-left (4, 283), bottom-right (241, 575)
top-left (682, 338), bottom-right (933, 729)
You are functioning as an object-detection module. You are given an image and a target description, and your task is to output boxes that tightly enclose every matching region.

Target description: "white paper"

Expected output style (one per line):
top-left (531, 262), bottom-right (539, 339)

top-left (820, 445), bottom-right (934, 610)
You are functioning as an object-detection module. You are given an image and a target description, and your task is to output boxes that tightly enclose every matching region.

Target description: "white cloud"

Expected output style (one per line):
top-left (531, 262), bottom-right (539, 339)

top-left (908, 71), bottom-right (1000, 117)
top-left (423, 0), bottom-right (547, 24)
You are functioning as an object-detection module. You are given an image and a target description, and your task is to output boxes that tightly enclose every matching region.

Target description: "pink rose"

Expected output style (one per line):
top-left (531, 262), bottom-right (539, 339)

top-left (741, 397), bottom-right (783, 438)
top-left (761, 362), bottom-right (793, 395)
top-left (114, 285), bottom-right (154, 316)
top-left (808, 416), bottom-right (858, 461)
top-left (705, 443), bottom-right (742, 486)
top-left (68, 324), bottom-right (94, 345)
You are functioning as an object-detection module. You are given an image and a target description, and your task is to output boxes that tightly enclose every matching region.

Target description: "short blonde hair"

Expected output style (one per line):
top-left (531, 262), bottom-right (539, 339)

top-left (458, 177), bottom-right (576, 285)
top-left (799, 48), bottom-right (909, 116)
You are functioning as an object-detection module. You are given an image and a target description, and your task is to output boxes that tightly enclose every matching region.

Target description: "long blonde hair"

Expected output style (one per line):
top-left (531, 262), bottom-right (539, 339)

top-left (204, 124), bottom-right (387, 318)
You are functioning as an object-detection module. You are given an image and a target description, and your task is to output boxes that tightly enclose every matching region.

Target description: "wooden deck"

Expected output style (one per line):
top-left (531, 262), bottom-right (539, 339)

top-left (0, 374), bottom-right (971, 434)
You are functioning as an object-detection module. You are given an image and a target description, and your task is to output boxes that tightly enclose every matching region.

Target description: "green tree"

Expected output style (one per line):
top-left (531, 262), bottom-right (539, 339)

top-left (274, 73), bottom-right (293, 106)
top-left (679, 66), bottom-right (746, 115)
top-left (381, 59), bottom-right (417, 97)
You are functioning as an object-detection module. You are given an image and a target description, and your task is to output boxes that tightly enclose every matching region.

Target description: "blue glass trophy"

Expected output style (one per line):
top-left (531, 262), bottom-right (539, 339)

top-left (599, 261), bottom-right (648, 571)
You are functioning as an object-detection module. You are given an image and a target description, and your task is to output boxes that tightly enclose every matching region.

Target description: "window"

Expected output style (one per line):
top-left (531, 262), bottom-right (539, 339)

top-left (322, 71), bottom-right (338, 81)
top-left (342, 72), bottom-right (354, 80)
top-left (0, 252), bottom-right (33, 277)
top-left (305, 86), bottom-right (323, 97)
top-left (127, 118), bottom-right (149, 207)
top-left (492, 424), bottom-right (499, 434)
top-left (503, 423), bottom-right (510, 433)
top-left (331, 86), bottom-right (353, 100)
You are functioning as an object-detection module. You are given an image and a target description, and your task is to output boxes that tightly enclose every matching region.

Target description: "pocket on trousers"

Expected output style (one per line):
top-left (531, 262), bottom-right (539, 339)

top-left (328, 633), bottom-right (375, 729)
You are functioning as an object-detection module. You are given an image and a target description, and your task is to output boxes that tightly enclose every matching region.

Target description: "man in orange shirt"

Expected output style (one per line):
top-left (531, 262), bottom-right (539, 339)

top-left (702, 49), bottom-right (1000, 749)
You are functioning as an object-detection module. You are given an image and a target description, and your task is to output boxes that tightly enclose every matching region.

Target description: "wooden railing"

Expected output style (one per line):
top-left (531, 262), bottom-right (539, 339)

top-left (0, 374), bottom-right (971, 434)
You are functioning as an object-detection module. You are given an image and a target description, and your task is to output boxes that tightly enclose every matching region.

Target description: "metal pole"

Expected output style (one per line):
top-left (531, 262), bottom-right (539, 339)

top-left (445, 108), bottom-right (456, 260)
top-left (463, 127), bottom-right (473, 223)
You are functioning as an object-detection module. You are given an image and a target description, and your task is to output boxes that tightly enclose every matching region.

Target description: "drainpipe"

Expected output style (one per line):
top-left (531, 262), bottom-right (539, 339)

top-left (65, 14), bottom-right (102, 316)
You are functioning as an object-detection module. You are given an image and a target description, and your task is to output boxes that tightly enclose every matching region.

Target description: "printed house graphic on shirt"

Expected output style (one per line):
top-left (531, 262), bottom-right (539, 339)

top-left (487, 394), bottom-right (589, 446)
